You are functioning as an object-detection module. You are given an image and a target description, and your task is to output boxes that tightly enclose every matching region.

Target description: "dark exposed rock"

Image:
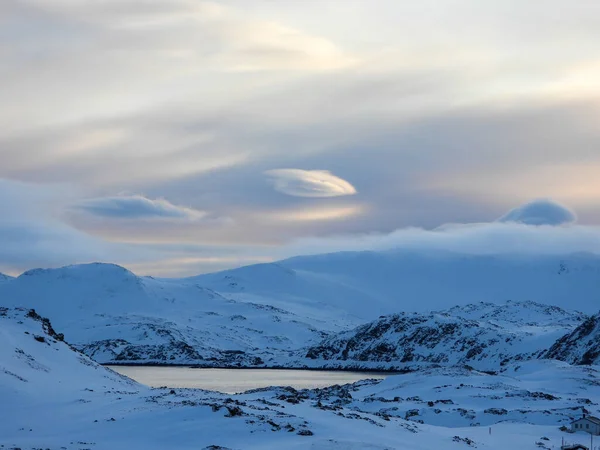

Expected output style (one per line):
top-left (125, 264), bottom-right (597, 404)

top-left (542, 313), bottom-right (600, 365)
top-left (305, 309), bottom-right (548, 369)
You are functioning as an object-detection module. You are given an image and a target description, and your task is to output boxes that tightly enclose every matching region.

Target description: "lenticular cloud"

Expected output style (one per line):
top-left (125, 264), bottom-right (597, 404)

top-left (265, 169), bottom-right (357, 198)
top-left (497, 199), bottom-right (577, 226)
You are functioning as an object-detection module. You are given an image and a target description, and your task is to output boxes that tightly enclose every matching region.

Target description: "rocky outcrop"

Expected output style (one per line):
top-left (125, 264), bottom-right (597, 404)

top-left (304, 302), bottom-right (585, 370)
top-left (543, 313), bottom-right (600, 365)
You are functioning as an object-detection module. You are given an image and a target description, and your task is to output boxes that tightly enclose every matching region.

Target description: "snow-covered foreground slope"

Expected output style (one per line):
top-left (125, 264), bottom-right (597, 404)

top-left (300, 301), bottom-right (586, 371)
top-left (2, 307), bottom-right (598, 450)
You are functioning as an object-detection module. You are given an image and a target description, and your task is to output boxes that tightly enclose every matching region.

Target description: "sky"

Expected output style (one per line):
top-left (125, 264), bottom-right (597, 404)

top-left (1, 0), bottom-right (600, 276)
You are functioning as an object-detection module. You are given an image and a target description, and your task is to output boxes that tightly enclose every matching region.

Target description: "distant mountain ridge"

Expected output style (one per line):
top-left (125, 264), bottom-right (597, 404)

top-left (276, 250), bottom-right (600, 315)
top-left (1, 250), bottom-right (600, 367)
top-left (302, 301), bottom-right (586, 371)
top-left (0, 262), bottom-right (354, 366)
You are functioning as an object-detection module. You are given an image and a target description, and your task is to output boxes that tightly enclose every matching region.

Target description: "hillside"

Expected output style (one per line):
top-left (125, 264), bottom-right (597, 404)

top-left (301, 301), bottom-right (586, 371)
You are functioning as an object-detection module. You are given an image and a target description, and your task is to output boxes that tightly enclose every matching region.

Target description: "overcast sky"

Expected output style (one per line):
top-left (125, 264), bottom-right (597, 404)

top-left (1, 0), bottom-right (600, 276)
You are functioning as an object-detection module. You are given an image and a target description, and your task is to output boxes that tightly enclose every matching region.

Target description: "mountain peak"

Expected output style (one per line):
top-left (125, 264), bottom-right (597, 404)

top-left (20, 262), bottom-right (135, 280)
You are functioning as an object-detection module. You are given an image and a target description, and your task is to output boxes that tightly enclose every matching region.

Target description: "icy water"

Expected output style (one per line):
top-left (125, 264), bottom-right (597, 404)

top-left (107, 366), bottom-right (388, 394)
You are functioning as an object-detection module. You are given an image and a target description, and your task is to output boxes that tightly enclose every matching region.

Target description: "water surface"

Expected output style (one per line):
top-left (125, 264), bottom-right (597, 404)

top-left (107, 366), bottom-right (387, 394)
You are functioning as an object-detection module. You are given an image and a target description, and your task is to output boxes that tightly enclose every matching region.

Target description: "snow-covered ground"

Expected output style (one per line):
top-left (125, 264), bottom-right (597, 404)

top-left (3, 250), bottom-right (600, 448)
top-left (2, 307), bottom-right (598, 450)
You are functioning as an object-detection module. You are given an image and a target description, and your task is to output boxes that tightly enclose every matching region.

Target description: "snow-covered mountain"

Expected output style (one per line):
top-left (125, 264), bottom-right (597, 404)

top-left (0, 263), bottom-right (355, 365)
top-left (543, 313), bottom-right (600, 365)
top-left (2, 306), bottom-right (598, 450)
top-left (274, 250), bottom-right (600, 316)
top-left (1, 250), bottom-right (600, 366)
top-left (302, 301), bottom-right (586, 371)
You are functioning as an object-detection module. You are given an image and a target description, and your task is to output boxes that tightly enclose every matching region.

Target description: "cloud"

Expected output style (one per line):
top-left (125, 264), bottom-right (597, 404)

top-left (497, 199), bottom-right (577, 226)
top-left (260, 205), bottom-right (364, 222)
top-left (265, 169), bottom-right (357, 198)
top-left (0, 220), bottom-right (109, 269)
top-left (0, 179), bottom-right (114, 273)
top-left (77, 195), bottom-right (207, 220)
top-left (120, 219), bottom-right (600, 277)
top-left (280, 222), bottom-right (600, 261)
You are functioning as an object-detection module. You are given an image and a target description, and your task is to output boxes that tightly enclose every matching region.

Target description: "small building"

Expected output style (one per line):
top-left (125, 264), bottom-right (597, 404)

top-left (571, 415), bottom-right (600, 435)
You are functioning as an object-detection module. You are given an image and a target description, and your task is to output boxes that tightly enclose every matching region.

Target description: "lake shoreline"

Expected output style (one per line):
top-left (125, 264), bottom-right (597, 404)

top-left (104, 363), bottom-right (406, 375)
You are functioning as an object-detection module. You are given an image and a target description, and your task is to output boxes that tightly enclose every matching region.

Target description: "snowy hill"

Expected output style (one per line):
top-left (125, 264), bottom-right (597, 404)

top-left (274, 250), bottom-right (600, 316)
top-left (0, 263), bottom-right (355, 365)
top-left (187, 250), bottom-right (600, 321)
top-left (302, 301), bottom-right (586, 371)
top-left (2, 306), bottom-right (598, 450)
top-left (543, 313), bottom-right (600, 365)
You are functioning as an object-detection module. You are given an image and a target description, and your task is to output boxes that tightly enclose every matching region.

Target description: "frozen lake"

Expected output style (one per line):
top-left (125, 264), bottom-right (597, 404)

top-left (106, 366), bottom-right (388, 394)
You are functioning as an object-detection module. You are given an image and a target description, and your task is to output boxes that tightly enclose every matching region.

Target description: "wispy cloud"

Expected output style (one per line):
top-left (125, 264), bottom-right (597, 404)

top-left (259, 204), bottom-right (364, 222)
top-left (77, 194), bottom-right (207, 220)
top-left (265, 169), bottom-right (357, 198)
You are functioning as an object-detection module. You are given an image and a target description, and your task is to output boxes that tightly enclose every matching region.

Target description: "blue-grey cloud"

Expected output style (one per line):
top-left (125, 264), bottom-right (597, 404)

top-left (497, 199), bottom-right (577, 226)
top-left (77, 195), bottom-right (207, 220)
top-left (265, 169), bottom-right (357, 198)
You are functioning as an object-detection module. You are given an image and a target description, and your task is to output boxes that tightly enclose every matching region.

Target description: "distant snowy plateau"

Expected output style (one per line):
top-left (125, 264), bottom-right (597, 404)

top-left (3, 250), bottom-right (600, 448)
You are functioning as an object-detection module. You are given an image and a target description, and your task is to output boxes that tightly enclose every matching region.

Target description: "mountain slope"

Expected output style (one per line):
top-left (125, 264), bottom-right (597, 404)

top-left (543, 313), bottom-right (600, 365)
top-left (302, 302), bottom-right (586, 371)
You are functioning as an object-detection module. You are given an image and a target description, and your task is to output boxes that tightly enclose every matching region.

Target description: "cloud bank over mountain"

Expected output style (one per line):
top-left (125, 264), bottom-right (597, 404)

top-left (2, 172), bottom-right (598, 277)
